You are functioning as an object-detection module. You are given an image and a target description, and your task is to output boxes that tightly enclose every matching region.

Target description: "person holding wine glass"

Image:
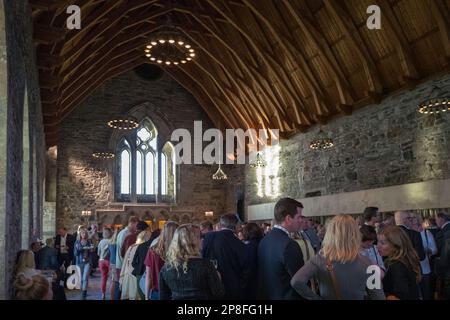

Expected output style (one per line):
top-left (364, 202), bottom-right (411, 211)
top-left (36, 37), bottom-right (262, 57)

top-left (74, 226), bottom-right (95, 299)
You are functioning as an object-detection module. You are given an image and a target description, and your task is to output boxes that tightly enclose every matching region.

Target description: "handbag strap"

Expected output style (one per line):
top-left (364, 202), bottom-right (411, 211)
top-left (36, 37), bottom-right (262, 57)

top-left (326, 259), bottom-right (342, 300)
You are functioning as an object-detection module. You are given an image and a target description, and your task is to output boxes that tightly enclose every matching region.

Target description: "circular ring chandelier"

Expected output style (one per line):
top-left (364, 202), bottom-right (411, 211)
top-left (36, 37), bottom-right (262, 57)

top-left (418, 85), bottom-right (450, 114)
top-left (107, 117), bottom-right (139, 130)
top-left (144, 27), bottom-right (195, 66)
top-left (418, 98), bottom-right (450, 114)
top-left (92, 152), bottom-right (115, 159)
top-left (309, 129), bottom-right (334, 150)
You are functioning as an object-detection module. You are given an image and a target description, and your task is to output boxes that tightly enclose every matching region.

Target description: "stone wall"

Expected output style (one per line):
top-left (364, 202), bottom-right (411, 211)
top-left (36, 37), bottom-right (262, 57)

top-left (57, 70), bottom-right (245, 231)
top-left (0, 0), bottom-right (45, 299)
top-left (246, 74), bottom-right (450, 206)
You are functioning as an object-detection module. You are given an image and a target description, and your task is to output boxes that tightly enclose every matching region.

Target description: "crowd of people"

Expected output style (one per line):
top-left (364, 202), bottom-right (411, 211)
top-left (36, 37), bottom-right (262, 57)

top-left (12, 198), bottom-right (450, 300)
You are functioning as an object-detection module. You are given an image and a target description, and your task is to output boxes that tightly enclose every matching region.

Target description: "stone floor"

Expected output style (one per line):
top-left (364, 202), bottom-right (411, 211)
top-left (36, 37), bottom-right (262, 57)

top-left (65, 269), bottom-right (110, 300)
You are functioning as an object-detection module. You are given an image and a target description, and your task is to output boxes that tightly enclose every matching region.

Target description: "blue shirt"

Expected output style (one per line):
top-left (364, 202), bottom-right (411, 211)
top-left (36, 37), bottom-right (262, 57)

top-left (108, 243), bottom-right (117, 265)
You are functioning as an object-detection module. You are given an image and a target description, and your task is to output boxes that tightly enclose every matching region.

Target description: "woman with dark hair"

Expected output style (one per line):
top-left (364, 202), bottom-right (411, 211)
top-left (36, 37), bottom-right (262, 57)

top-left (242, 222), bottom-right (263, 299)
top-left (360, 225), bottom-right (385, 275)
top-left (377, 226), bottom-right (421, 300)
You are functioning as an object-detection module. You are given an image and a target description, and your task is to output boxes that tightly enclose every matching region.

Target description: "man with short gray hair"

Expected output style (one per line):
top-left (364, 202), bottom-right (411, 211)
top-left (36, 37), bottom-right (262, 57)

top-left (395, 210), bottom-right (426, 261)
top-left (202, 214), bottom-right (249, 299)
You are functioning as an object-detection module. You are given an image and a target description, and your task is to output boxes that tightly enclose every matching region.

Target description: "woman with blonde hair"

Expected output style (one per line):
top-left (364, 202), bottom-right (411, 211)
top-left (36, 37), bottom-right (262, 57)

top-left (144, 221), bottom-right (179, 299)
top-left (15, 250), bottom-right (39, 279)
top-left (120, 230), bottom-right (151, 300)
top-left (377, 225), bottom-right (421, 300)
top-left (74, 226), bottom-right (95, 299)
top-left (291, 215), bottom-right (385, 300)
top-left (14, 274), bottom-right (53, 300)
top-left (159, 224), bottom-right (224, 300)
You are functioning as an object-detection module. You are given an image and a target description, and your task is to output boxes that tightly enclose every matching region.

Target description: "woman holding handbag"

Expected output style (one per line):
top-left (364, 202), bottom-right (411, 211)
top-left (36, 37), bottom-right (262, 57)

top-left (291, 215), bottom-right (385, 300)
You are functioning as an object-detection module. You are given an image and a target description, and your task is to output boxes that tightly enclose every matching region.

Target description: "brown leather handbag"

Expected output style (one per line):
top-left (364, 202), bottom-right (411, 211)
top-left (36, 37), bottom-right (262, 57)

top-left (326, 259), bottom-right (342, 300)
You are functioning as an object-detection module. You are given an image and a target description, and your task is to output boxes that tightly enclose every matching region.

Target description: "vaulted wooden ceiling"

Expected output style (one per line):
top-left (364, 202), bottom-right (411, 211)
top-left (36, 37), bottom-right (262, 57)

top-left (31, 0), bottom-right (450, 147)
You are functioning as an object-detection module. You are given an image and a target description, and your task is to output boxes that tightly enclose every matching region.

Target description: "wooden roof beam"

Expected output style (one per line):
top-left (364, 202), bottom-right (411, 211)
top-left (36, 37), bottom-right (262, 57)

top-left (172, 67), bottom-right (241, 129)
top-left (377, 0), bottom-right (419, 83)
top-left (242, 0), bottom-right (331, 101)
top-left (281, 0), bottom-right (355, 106)
top-left (190, 60), bottom-right (256, 130)
top-left (429, 0), bottom-right (450, 67)
top-left (206, 0), bottom-right (316, 125)
top-left (173, 9), bottom-right (293, 129)
top-left (39, 71), bottom-right (63, 89)
top-left (324, 0), bottom-right (384, 96)
top-left (177, 27), bottom-right (271, 129)
top-left (58, 58), bottom-right (146, 119)
top-left (164, 68), bottom-right (226, 129)
top-left (33, 24), bottom-right (66, 44)
top-left (29, 0), bottom-right (68, 11)
top-left (59, 52), bottom-right (143, 106)
top-left (60, 26), bottom-right (156, 86)
top-left (62, 0), bottom-right (127, 45)
top-left (61, 1), bottom-right (169, 61)
top-left (36, 52), bottom-right (64, 70)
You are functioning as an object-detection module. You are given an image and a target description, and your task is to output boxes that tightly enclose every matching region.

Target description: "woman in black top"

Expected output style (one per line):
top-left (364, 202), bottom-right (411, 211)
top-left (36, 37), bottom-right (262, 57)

top-left (377, 226), bottom-right (421, 300)
top-left (159, 224), bottom-right (225, 300)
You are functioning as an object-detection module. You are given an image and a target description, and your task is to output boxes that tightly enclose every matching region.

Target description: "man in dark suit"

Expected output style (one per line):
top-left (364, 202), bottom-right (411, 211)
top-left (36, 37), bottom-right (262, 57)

top-left (435, 212), bottom-right (450, 299)
top-left (202, 214), bottom-right (249, 300)
top-left (36, 238), bottom-right (59, 271)
top-left (395, 211), bottom-right (426, 261)
top-left (55, 227), bottom-right (76, 270)
top-left (257, 198), bottom-right (305, 300)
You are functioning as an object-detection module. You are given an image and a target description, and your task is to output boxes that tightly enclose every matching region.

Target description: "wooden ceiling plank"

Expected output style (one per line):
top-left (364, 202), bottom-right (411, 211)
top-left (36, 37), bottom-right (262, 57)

top-left (58, 58), bottom-right (146, 119)
top-left (173, 67), bottom-right (241, 129)
top-left (33, 24), bottom-right (66, 44)
top-left (174, 9), bottom-right (292, 129)
top-left (59, 13), bottom-right (159, 78)
top-left (281, 0), bottom-right (355, 106)
top-left (59, 52), bottom-right (143, 106)
top-left (243, 0), bottom-right (333, 116)
top-left (429, 0), bottom-right (450, 64)
top-left (191, 60), bottom-right (255, 130)
top-left (61, 0), bottom-right (162, 61)
top-left (29, 0), bottom-right (67, 11)
top-left (377, 0), bottom-right (419, 82)
top-left (164, 68), bottom-right (227, 128)
top-left (206, 0), bottom-right (317, 125)
top-left (63, 0), bottom-right (126, 45)
top-left (60, 26), bottom-right (157, 85)
top-left (182, 7), bottom-right (292, 129)
top-left (324, 0), bottom-right (384, 96)
top-left (178, 26), bottom-right (271, 129)
top-left (36, 52), bottom-right (64, 70)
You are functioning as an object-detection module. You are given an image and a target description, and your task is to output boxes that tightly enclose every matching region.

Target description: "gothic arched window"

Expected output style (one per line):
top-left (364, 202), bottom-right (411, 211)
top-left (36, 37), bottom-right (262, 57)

top-left (161, 142), bottom-right (176, 200)
top-left (116, 117), bottom-right (176, 203)
top-left (117, 138), bottom-right (131, 196)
